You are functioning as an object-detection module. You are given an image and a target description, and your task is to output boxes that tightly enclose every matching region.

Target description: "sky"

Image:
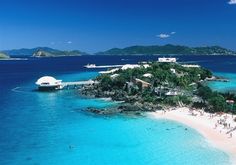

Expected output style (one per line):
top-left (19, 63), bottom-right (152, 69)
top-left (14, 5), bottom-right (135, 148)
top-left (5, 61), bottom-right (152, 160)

top-left (0, 0), bottom-right (236, 53)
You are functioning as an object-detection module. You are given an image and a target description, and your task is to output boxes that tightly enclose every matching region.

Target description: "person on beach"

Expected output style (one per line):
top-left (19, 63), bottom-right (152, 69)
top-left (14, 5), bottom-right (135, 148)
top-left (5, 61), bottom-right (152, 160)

top-left (163, 110), bottom-right (166, 114)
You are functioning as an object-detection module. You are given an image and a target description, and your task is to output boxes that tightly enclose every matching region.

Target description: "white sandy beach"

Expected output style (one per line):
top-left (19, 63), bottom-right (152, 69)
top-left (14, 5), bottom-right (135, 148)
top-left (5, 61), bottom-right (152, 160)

top-left (148, 107), bottom-right (236, 164)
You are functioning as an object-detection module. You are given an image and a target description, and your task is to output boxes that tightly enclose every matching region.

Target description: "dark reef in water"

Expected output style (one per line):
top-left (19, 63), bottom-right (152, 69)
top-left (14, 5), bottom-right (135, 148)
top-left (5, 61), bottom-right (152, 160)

top-left (85, 103), bottom-right (159, 116)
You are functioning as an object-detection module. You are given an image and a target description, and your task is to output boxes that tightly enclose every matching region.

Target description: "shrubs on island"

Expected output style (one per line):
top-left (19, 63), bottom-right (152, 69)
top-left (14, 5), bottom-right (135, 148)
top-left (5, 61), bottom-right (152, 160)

top-left (161, 95), bottom-right (191, 106)
top-left (93, 62), bottom-right (235, 114)
top-left (196, 85), bottom-right (236, 114)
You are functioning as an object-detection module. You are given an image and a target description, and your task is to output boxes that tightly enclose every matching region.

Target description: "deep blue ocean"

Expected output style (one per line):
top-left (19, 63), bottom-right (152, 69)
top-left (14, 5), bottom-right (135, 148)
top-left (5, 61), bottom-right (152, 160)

top-left (1, 55), bottom-right (236, 165)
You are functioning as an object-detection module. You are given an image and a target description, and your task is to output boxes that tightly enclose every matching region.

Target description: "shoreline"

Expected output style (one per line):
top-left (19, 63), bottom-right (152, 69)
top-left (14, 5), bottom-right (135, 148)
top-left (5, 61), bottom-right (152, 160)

top-left (148, 107), bottom-right (236, 164)
top-left (0, 58), bottom-right (28, 61)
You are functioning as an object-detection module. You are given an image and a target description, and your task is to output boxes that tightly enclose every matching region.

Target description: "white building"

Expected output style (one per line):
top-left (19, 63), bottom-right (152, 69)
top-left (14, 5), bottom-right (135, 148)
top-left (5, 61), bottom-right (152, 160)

top-left (170, 68), bottom-right (176, 74)
top-left (158, 57), bottom-right (176, 63)
top-left (36, 76), bottom-right (63, 91)
top-left (165, 91), bottom-right (179, 96)
top-left (99, 68), bottom-right (119, 74)
top-left (143, 73), bottom-right (153, 78)
top-left (182, 64), bottom-right (200, 68)
top-left (142, 64), bottom-right (150, 68)
top-left (135, 78), bottom-right (151, 88)
top-left (121, 64), bottom-right (140, 70)
top-left (110, 74), bottom-right (120, 79)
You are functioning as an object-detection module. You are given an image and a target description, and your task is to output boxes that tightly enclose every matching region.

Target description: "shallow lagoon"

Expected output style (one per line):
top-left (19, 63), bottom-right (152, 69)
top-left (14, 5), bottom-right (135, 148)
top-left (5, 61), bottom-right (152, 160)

top-left (208, 72), bottom-right (236, 93)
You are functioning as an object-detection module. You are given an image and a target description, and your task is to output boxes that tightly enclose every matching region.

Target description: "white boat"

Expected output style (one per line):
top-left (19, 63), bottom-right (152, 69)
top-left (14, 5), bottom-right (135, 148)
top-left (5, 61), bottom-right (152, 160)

top-left (36, 76), bottom-right (63, 91)
top-left (84, 64), bottom-right (97, 68)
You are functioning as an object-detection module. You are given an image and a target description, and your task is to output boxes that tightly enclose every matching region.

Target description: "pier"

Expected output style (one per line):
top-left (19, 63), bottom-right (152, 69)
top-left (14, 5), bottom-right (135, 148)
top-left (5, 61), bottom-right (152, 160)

top-left (84, 64), bottom-right (123, 68)
top-left (62, 80), bottom-right (98, 86)
top-left (35, 76), bottom-right (98, 91)
top-left (62, 80), bottom-right (98, 88)
top-left (205, 77), bottom-right (230, 82)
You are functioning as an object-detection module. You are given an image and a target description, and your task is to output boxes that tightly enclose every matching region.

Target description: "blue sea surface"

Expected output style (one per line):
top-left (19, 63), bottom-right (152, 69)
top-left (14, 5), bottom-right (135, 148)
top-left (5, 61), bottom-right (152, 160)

top-left (0, 55), bottom-right (235, 165)
top-left (208, 72), bottom-right (236, 92)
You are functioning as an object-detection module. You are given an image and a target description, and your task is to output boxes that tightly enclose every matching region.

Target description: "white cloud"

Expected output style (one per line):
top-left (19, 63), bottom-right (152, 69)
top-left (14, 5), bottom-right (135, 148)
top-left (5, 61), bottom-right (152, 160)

top-left (228, 0), bottom-right (236, 4)
top-left (67, 41), bottom-right (72, 44)
top-left (156, 32), bottom-right (176, 39)
top-left (157, 34), bottom-right (170, 39)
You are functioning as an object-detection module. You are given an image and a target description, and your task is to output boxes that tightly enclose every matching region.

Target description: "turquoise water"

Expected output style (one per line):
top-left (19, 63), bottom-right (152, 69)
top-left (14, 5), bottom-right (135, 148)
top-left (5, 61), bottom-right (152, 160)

top-left (208, 72), bottom-right (236, 92)
top-left (0, 56), bottom-right (233, 165)
top-left (0, 71), bottom-right (229, 165)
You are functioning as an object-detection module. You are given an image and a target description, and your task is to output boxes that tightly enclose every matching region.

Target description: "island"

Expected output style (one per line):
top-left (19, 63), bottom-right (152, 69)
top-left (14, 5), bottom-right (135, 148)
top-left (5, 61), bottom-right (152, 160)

top-left (32, 49), bottom-right (82, 57)
top-left (96, 44), bottom-right (236, 55)
top-left (80, 61), bottom-right (236, 115)
top-left (2, 47), bottom-right (86, 57)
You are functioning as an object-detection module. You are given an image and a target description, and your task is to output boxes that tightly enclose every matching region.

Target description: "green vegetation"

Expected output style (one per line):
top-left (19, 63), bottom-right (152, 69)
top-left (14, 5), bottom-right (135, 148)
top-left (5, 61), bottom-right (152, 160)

top-left (0, 52), bottom-right (10, 59)
top-left (196, 85), bottom-right (236, 114)
top-left (97, 62), bottom-right (211, 89)
top-left (197, 86), bottom-right (227, 112)
top-left (93, 62), bottom-right (210, 105)
top-left (85, 62), bottom-right (236, 114)
top-left (96, 44), bottom-right (236, 55)
top-left (33, 48), bottom-right (83, 57)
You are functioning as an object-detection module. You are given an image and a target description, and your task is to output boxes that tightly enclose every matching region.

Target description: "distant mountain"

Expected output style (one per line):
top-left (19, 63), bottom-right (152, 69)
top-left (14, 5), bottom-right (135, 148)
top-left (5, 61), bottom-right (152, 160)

top-left (3, 47), bottom-right (86, 57)
top-left (0, 52), bottom-right (10, 59)
top-left (96, 44), bottom-right (236, 55)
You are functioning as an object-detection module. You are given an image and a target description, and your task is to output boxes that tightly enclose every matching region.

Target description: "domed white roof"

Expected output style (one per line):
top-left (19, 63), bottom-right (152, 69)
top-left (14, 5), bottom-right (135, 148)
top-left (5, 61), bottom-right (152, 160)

top-left (36, 76), bottom-right (61, 86)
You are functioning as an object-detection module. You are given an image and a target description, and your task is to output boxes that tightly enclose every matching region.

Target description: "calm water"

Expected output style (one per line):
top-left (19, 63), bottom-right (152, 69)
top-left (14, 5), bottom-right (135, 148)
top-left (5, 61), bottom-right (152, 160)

top-left (1, 55), bottom-right (236, 165)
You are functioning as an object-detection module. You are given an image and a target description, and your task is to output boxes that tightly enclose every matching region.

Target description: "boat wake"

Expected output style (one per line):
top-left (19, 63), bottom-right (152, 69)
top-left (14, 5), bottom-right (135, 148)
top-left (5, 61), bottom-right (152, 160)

top-left (11, 87), bottom-right (34, 94)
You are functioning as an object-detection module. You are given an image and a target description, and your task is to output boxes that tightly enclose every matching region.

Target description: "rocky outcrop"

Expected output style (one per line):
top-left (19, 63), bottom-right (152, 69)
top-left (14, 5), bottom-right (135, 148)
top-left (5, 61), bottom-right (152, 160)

top-left (87, 107), bottom-right (122, 115)
top-left (33, 50), bottom-right (53, 57)
top-left (80, 83), bottom-right (163, 116)
top-left (32, 47), bottom-right (84, 57)
top-left (85, 102), bottom-right (162, 116)
top-left (0, 52), bottom-right (10, 59)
